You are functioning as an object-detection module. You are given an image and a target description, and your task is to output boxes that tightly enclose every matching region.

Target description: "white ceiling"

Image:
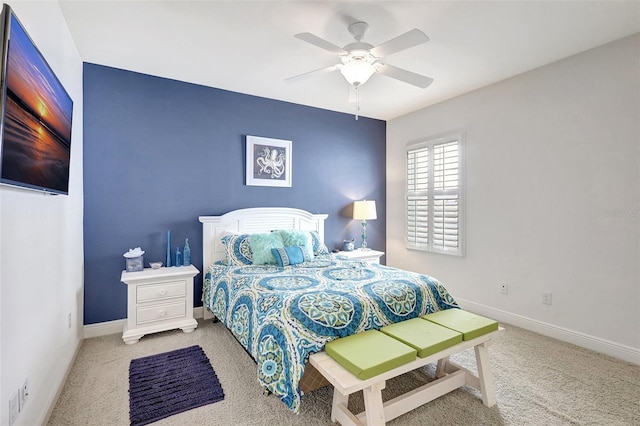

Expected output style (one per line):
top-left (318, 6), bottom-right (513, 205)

top-left (58, 1), bottom-right (640, 121)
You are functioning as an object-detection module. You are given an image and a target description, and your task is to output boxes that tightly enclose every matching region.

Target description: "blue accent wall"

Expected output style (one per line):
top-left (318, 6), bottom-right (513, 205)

top-left (83, 63), bottom-right (386, 324)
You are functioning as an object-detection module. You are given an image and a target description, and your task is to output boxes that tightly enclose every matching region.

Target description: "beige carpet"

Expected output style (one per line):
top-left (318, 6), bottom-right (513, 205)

top-left (48, 319), bottom-right (639, 425)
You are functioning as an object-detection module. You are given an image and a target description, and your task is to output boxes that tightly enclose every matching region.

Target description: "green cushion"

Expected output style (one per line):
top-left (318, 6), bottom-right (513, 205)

top-left (422, 309), bottom-right (499, 341)
top-left (325, 330), bottom-right (417, 380)
top-left (381, 318), bottom-right (462, 358)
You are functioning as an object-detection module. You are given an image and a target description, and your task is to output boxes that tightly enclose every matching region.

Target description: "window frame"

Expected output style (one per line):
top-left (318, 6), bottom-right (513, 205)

top-left (405, 133), bottom-right (465, 256)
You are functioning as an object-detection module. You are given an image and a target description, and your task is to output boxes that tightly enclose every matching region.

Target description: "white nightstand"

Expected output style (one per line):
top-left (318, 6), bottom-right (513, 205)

top-left (335, 249), bottom-right (385, 264)
top-left (120, 265), bottom-right (199, 344)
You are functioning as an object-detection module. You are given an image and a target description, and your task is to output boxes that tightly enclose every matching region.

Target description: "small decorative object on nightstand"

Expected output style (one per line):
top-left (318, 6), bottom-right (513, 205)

top-left (336, 249), bottom-right (385, 264)
top-left (175, 247), bottom-right (182, 267)
top-left (123, 247), bottom-right (145, 272)
top-left (166, 230), bottom-right (172, 267)
top-left (353, 200), bottom-right (377, 250)
top-left (343, 239), bottom-right (355, 251)
top-left (120, 264), bottom-right (199, 344)
top-left (183, 238), bottom-right (191, 266)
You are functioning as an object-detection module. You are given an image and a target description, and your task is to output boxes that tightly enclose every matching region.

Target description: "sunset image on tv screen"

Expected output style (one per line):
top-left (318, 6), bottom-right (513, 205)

top-left (1, 12), bottom-right (73, 193)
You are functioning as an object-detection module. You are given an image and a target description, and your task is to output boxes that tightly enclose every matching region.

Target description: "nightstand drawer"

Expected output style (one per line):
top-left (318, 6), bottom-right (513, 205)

top-left (137, 301), bottom-right (186, 325)
top-left (136, 280), bottom-right (186, 303)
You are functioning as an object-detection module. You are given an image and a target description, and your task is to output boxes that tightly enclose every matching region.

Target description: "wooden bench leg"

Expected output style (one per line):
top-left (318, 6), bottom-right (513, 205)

top-left (474, 343), bottom-right (496, 407)
top-left (331, 387), bottom-right (363, 426)
top-left (363, 381), bottom-right (386, 426)
top-left (435, 356), bottom-right (450, 378)
top-left (331, 387), bottom-right (349, 423)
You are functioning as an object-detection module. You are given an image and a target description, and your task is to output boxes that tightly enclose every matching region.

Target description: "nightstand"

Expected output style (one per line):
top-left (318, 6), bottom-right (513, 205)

top-left (335, 249), bottom-right (385, 264)
top-left (120, 265), bottom-right (199, 344)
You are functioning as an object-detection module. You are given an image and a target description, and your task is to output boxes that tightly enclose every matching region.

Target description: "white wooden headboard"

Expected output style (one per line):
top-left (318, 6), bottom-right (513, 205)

top-left (199, 207), bottom-right (328, 271)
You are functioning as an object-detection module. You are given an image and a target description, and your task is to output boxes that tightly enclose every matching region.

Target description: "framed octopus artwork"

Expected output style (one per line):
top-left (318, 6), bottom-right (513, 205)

top-left (245, 135), bottom-right (292, 187)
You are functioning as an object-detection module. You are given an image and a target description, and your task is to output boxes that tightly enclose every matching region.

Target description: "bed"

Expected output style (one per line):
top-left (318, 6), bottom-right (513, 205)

top-left (199, 207), bottom-right (459, 413)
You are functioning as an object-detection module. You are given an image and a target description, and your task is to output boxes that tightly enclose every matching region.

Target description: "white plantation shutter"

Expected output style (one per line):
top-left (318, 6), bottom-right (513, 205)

top-left (407, 146), bottom-right (429, 248)
top-left (433, 141), bottom-right (459, 250)
top-left (406, 135), bottom-right (464, 256)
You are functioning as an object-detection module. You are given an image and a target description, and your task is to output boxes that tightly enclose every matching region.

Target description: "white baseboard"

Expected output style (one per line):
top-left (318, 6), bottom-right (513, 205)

top-left (83, 318), bottom-right (126, 338)
top-left (456, 298), bottom-right (640, 365)
top-left (83, 307), bottom-right (206, 339)
top-left (41, 339), bottom-right (82, 425)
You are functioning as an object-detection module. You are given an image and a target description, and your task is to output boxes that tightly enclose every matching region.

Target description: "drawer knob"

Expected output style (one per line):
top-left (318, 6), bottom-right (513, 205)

top-left (159, 310), bottom-right (166, 317)
top-left (159, 289), bottom-right (167, 296)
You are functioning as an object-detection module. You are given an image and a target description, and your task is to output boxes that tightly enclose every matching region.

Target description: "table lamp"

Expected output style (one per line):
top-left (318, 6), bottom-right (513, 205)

top-left (353, 200), bottom-right (377, 250)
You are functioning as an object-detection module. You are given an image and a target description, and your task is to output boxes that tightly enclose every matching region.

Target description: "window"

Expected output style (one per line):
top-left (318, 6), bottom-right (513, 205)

top-left (406, 134), bottom-right (464, 256)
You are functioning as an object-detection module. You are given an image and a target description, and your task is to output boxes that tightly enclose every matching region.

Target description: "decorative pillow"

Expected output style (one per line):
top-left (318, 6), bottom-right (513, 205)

top-left (271, 245), bottom-right (312, 267)
top-left (310, 231), bottom-right (330, 255)
top-left (249, 232), bottom-right (285, 265)
top-left (220, 233), bottom-right (253, 265)
top-left (277, 230), bottom-right (314, 260)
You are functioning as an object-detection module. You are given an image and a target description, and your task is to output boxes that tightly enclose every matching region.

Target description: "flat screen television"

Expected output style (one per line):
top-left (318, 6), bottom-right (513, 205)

top-left (0, 4), bottom-right (73, 195)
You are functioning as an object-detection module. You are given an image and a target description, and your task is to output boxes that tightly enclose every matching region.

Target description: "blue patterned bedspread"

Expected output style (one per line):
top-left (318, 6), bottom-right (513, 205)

top-left (202, 255), bottom-right (458, 412)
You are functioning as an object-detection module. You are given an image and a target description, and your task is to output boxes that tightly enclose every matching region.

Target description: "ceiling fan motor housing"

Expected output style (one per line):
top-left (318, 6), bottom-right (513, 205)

top-left (343, 43), bottom-right (375, 55)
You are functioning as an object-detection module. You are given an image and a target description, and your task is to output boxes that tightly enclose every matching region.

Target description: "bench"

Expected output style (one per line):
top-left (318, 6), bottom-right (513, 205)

top-left (308, 309), bottom-right (499, 426)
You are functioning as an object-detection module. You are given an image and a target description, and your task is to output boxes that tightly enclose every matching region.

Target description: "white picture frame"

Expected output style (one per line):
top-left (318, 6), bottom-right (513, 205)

top-left (245, 135), bottom-right (292, 187)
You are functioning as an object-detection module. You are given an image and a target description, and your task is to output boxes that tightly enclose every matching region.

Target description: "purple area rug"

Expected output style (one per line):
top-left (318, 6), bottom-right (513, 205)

top-left (129, 345), bottom-right (224, 426)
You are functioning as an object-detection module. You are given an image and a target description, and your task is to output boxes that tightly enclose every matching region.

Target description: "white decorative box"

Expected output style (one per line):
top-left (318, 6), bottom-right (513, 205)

top-left (125, 256), bottom-right (144, 272)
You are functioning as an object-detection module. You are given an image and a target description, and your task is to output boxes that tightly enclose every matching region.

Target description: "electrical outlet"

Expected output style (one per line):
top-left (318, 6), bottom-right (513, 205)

top-left (542, 291), bottom-right (552, 305)
top-left (9, 391), bottom-right (18, 426)
top-left (68, 312), bottom-right (72, 329)
top-left (499, 283), bottom-right (508, 295)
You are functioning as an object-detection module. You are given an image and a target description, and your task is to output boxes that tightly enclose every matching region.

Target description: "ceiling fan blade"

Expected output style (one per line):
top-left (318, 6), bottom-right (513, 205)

top-left (294, 32), bottom-right (348, 55)
top-left (376, 63), bottom-right (434, 88)
top-left (284, 64), bottom-right (340, 83)
top-left (370, 29), bottom-right (429, 58)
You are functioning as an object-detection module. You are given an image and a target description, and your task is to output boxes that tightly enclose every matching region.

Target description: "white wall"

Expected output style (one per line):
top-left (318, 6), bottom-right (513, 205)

top-left (387, 34), bottom-right (639, 363)
top-left (0, 1), bottom-right (83, 425)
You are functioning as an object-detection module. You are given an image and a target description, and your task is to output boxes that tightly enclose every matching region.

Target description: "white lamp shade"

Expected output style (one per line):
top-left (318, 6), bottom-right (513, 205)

top-left (353, 200), bottom-right (377, 220)
top-left (340, 61), bottom-right (375, 86)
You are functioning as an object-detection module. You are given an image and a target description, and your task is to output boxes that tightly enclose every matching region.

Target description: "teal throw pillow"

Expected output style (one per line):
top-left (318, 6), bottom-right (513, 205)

top-left (272, 246), bottom-right (313, 267)
top-left (278, 230), bottom-right (314, 260)
top-left (249, 232), bottom-right (285, 265)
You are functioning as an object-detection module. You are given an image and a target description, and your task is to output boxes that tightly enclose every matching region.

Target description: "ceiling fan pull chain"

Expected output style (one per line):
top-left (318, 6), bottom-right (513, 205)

top-left (355, 85), bottom-right (360, 120)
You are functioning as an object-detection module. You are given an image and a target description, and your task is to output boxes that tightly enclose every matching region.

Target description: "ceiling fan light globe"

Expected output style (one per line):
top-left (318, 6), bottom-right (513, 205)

top-left (340, 61), bottom-right (375, 86)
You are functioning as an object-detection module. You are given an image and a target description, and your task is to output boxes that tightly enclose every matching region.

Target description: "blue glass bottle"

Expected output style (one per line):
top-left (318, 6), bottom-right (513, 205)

top-left (175, 247), bottom-right (181, 267)
top-left (183, 238), bottom-right (191, 266)
top-left (166, 230), bottom-right (172, 267)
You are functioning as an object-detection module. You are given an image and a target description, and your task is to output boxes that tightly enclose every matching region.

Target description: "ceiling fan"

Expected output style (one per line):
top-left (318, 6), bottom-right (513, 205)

top-left (286, 21), bottom-right (433, 91)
